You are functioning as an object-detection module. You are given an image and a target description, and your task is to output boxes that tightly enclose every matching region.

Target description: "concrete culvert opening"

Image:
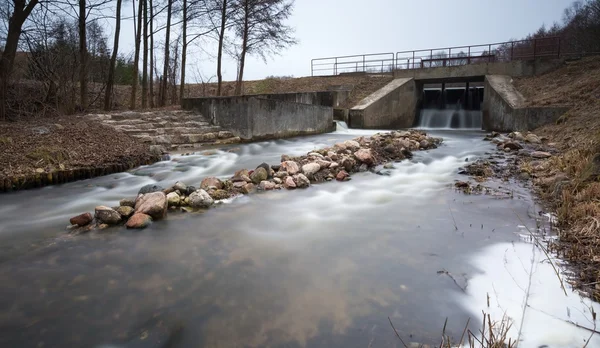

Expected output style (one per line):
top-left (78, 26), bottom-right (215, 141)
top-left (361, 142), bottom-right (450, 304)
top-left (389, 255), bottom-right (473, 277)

top-left (416, 81), bottom-right (485, 130)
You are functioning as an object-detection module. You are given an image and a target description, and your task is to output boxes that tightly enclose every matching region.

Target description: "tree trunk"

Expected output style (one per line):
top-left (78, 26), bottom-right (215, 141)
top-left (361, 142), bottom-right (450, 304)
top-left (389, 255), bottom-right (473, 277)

top-left (179, 0), bottom-right (187, 103)
top-left (216, 0), bottom-right (227, 96)
top-left (160, 0), bottom-right (172, 107)
top-left (79, 0), bottom-right (88, 110)
top-left (141, 0), bottom-right (148, 108)
top-left (130, 0), bottom-right (143, 109)
top-left (0, 0), bottom-right (39, 120)
top-left (104, 0), bottom-right (122, 110)
top-left (149, 0), bottom-right (154, 108)
top-left (234, 0), bottom-right (249, 96)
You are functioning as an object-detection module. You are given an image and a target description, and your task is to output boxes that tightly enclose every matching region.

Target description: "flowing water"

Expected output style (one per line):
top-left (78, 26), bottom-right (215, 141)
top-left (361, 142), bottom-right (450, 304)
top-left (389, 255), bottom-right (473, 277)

top-left (0, 124), bottom-right (597, 347)
top-left (417, 109), bottom-right (482, 130)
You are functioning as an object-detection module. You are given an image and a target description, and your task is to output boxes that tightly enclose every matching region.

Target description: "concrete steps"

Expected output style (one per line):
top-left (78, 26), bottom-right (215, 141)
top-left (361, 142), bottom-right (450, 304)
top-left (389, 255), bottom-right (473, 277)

top-left (84, 110), bottom-right (240, 152)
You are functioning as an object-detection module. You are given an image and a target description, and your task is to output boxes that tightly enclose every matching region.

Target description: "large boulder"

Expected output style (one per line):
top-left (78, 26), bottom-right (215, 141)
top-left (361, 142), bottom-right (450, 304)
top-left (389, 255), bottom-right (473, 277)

top-left (343, 140), bottom-right (360, 150)
top-left (70, 212), bottom-right (93, 226)
top-left (95, 206), bottom-right (122, 225)
top-left (173, 181), bottom-right (188, 192)
top-left (353, 149), bottom-right (374, 165)
top-left (250, 167), bottom-right (268, 184)
top-left (503, 141), bottom-right (522, 150)
top-left (302, 162), bottom-right (321, 176)
top-left (166, 192), bottom-right (181, 206)
top-left (189, 189), bottom-right (214, 208)
top-left (126, 213), bottom-right (152, 229)
top-left (200, 177), bottom-right (223, 190)
top-left (294, 174), bottom-right (310, 188)
top-left (336, 170), bottom-right (349, 181)
top-left (135, 192), bottom-right (168, 220)
top-left (138, 184), bottom-right (164, 195)
top-left (281, 161), bottom-right (300, 175)
top-left (256, 163), bottom-right (272, 178)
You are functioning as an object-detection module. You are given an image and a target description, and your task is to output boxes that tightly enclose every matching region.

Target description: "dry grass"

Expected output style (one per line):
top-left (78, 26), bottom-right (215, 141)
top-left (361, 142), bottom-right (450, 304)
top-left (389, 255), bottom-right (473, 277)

top-left (518, 57), bottom-right (600, 300)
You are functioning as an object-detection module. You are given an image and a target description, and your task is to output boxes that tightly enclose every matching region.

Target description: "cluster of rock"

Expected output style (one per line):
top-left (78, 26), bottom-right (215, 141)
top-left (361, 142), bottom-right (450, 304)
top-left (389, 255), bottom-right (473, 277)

top-left (68, 130), bottom-right (441, 232)
top-left (484, 131), bottom-right (553, 159)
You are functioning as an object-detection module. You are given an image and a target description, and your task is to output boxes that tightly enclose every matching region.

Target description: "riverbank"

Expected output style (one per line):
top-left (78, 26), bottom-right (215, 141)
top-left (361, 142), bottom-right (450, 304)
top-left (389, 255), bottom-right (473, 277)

top-left (514, 57), bottom-right (600, 300)
top-left (0, 115), bottom-right (160, 192)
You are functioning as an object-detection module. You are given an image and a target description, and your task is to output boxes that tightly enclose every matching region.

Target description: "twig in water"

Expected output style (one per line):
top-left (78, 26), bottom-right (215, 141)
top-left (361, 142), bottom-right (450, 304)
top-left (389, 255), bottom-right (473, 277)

top-left (512, 208), bottom-right (568, 297)
top-left (449, 207), bottom-right (458, 230)
top-left (437, 269), bottom-right (467, 293)
top-left (387, 316), bottom-right (409, 348)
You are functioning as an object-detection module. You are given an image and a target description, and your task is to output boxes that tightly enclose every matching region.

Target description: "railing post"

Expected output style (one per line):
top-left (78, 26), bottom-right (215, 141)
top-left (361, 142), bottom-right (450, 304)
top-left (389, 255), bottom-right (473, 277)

top-left (488, 44), bottom-right (492, 62)
top-left (468, 47), bottom-right (471, 64)
top-left (448, 48), bottom-right (451, 66)
top-left (311, 60), bottom-right (313, 76)
top-left (511, 42), bottom-right (514, 61)
top-left (412, 51), bottom-right (415, 69)
top-left (363, 55), bottom-right (365, 72)
top-left (334, 57), bottom-right (337, 75)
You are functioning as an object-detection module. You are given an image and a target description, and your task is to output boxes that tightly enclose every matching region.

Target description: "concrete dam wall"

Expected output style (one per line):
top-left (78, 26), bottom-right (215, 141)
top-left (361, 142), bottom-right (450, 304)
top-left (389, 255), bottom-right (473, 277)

top-left (182, 96), bottom-right (334, 141)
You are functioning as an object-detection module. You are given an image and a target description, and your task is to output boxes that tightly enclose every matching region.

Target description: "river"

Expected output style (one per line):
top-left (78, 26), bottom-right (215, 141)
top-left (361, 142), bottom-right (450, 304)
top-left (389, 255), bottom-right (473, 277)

top-left (0, 121), bottom-right (598, 347)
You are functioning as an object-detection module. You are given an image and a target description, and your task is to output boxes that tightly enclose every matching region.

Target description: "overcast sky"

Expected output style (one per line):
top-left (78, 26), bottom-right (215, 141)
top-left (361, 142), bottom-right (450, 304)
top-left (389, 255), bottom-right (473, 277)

top-left (113, 0), bottom-right (575, 82)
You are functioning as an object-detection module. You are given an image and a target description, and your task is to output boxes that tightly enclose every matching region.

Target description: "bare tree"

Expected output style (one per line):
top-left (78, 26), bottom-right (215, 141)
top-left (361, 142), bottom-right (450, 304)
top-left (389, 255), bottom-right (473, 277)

top-left (215, 0), bottom-right (227, 95)
top-left (104, 0), bottom-right (122, 110)
top-left (78, 0), bottom-right (87, 109)
top-left (130, 0), bottom-right (143, 109)
top-left (232, 0), bottom-right (296, 96)
top-left (141, 0), bottom-right (148, 107)
top-left (159, 0), bottom-right (172, 106)
top-left (179, 0), bottom-right (187, 102)
top-left (0, 0), bottom-right (40, 120)
top-left (149, 0), bottom-right (154, 107)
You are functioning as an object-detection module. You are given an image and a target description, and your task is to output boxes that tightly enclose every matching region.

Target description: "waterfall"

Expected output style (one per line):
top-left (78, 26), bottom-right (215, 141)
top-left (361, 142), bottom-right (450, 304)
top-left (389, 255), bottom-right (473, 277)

top-left (417, 109), bottom-right (482, 130)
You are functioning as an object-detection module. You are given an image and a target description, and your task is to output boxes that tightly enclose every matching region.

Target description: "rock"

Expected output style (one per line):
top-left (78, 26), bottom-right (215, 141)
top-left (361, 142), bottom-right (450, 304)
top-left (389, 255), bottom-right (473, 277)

top-left (281, 161), bottom-right (300, 175)
top-left (275, 171), bottom-right (288, 179)
top-left (138, 184), bottom-right (164, 195)
top-left (256, 162), bottom-right (272, 178)
top-left (384, 144), bottom-right (396, 153)
top-left (173, 181), bottom-right (188, 192)
top-left (315, 159), bottom-right (331, 168)
top-left (302, 162), bottom-right (321, 176)
top-left (308, 152), bottom-right (324, 159)
top-left (273, 177), bottom-right (282, 184)
top-left (232, 169), bottom-right (249, 182)
top-left (135, 192), bottom-right (168, 219)
top-left (70, 212), bottom-right (93, 226)
top-left (284, 176), bottom-right (297, 189)
top-left (281, 154), bottom-right (291, 162)
top-left (241, 183), bottom-right (255, 194)
top-left (504, 147), bottom-right (512, 152)
top-left (525, 133), bottom-right (542, 144)
top-left (343, 140), bottom-right (360, 150)
top-left (341, 157), bottom-right (356, 171)
top-left (201, 177), bottom-right (223, 190)
top-left (354, 149), bottom-right (374, 165)
top-left (116, 206), bottom-right (135, 218)
top-left (519, 172), bottom-right (531, 180)
top-left (394, 131), bottom-right (411, 138)
top-left (166, 192), bottom-right (180, 206)
top-left (126, 213), bottom-right (153, 229)
top-left (250, 167), bottom-right (268, 184)
top-left (53, 123), bottom-right (65, 130)
top-left (395, 138), bottom-right (411, 149)
top-left (294, 174), bottom-right (310, 188)
top-left (503, 141), bottom-right (522, 150)
top-left (531, 151), bottom-right (552, 159)
top-left (31, 126), bottom-right (50, 135)
top-left (120, 198), bottom-right (135, 207)
top-left (358, 163), bottom-right (368, 172)
top-left (383, 163), bottom-right (395, 169)
top-left (455, 181), bottom-right (470, 188)
top-left (189, 189), bottom-right (214, 208)
top-left (259, 180), bottom-right (276, 190)
top-left (336, 170), bottom-right (349, 181)
top-left (95, 206), bottom-right (122, 225)
top-left (329, 162), bottom-right (339, 169)
top-left (419, 140), bottom-right (430, 149)
top-left (233, 181), bottom-right (246, 189)
top-left (209, 189), bottom-right (230, 200)
top-left (271, 164), bottom-right (281, 172)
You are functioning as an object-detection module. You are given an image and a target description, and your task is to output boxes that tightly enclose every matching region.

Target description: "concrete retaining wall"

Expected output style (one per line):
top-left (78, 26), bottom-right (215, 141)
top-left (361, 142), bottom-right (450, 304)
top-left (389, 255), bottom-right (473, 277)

top-left (394, 59), bottom-right (564, 82)
top-left (252, 90), bottom-right (350, 108)
top-left (182, 96), bottom-right (333, 140)
top-left (482, 75), bottom-right (570, 132)
top-left (348, 78), bottom-right (418, 129)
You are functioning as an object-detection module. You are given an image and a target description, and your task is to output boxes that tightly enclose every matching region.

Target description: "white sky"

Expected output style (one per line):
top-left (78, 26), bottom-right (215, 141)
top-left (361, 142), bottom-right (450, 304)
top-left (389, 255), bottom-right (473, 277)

top-left (109, 0), bottom-right (575, 82)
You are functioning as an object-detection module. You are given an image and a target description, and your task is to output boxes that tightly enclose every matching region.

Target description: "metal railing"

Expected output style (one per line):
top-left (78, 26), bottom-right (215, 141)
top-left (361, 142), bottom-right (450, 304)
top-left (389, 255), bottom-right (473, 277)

top-left (311, 53), bottom-right (395, 76)
top-left (310, 37), bottom-right (562, 76)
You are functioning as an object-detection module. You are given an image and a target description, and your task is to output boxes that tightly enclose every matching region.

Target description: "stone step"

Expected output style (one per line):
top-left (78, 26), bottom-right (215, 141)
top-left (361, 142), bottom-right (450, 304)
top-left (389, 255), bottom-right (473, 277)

top-left (170, 137), bottom-right (242, 151)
